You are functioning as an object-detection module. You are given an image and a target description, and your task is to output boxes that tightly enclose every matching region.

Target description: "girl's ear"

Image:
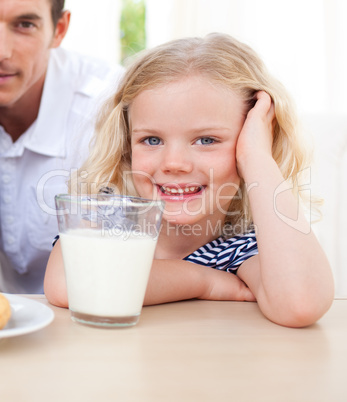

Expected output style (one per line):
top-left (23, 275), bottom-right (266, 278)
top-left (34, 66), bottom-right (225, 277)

top-left (51, 11), bottom-right (71, 49)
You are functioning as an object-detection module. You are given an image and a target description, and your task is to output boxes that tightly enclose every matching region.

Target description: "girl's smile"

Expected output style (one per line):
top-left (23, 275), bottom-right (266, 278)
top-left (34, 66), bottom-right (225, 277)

top-left (130, 75), bottom-right (246, 227)
top-left (157, 183), bottom-right (205, 200)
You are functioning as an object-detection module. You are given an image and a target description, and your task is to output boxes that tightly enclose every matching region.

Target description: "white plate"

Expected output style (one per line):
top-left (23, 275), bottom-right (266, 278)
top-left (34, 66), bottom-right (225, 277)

top-left (0, 294), bottom-right (54, 338)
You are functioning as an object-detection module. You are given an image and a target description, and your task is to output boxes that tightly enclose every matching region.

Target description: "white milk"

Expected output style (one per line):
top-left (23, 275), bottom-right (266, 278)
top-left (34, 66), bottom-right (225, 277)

top-left (59, 228), bottom-right (157, 317)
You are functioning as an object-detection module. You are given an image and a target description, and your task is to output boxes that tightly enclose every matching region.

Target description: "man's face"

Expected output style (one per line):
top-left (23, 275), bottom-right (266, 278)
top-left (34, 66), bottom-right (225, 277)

top-left (0, 0), bottom-right (64, 109)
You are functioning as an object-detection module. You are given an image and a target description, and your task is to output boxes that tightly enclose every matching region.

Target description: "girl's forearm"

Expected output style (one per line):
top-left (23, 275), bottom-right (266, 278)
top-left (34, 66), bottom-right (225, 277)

top-left (144, 259), bottom-right (255, 305)
top-left (143, 259), bottom-right (207, 305)
top-left (238, 155), bottom-right (334, 325)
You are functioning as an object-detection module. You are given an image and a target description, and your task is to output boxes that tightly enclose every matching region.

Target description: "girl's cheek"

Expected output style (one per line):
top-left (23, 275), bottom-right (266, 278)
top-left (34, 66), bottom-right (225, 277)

top-left (133, 155), bottom-right (157, 178)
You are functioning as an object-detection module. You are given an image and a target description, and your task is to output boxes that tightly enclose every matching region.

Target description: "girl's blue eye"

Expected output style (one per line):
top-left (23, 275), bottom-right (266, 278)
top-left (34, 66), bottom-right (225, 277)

top-left (197, 137), bottom-right (214, 145)
top-left (144, 137), bottom-right (161, 145)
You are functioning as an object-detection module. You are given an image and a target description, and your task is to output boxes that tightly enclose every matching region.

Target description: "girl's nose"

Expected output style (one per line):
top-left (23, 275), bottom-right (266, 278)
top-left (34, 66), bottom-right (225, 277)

top-left (160, 144), bottom-right (193, 174)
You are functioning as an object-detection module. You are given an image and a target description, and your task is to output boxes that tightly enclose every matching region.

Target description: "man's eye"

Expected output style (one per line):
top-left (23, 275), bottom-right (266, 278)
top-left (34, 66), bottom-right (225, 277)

top-left (17, 21), bottom-right (36, 29)
top-left (144, 137), bottom-right (161, 145)
top-left (196, 137), bottom-right (215, 145)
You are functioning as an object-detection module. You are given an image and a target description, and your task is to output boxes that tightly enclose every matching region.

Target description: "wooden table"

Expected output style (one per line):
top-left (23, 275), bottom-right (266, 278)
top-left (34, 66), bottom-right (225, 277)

top-left (0, 296), bottom-right (346, 402)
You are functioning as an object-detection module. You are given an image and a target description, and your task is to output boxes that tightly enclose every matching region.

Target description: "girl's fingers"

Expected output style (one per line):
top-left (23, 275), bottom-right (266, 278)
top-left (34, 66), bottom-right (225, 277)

top-left (253, 91), bottom-right (275, 131)
top-left (253, 91), bottom-right (274, 118)
top-left (268, 100), bottom-right (276, 121)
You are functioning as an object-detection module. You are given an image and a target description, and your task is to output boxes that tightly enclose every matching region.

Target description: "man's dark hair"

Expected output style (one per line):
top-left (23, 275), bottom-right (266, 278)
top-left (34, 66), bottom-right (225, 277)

top-left (50, 0), bottom-right (65, 28)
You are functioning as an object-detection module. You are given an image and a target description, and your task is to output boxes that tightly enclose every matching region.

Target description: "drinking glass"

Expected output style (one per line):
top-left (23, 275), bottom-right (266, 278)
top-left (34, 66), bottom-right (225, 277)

top-left (55, 194), bottom-right (164, 328)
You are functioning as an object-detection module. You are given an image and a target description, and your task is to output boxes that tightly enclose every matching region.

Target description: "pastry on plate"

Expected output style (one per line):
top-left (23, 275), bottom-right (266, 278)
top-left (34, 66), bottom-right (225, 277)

top-left (0, 293), bottom-right (11, 329)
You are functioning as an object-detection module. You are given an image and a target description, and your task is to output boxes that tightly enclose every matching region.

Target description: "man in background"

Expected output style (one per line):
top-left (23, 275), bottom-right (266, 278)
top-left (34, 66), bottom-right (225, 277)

top-left (0, 0), bottom-right (124, 293)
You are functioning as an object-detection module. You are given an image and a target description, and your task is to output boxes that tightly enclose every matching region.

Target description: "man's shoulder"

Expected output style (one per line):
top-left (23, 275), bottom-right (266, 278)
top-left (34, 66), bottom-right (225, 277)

top-left (49, 47), bottom-right (124, 96)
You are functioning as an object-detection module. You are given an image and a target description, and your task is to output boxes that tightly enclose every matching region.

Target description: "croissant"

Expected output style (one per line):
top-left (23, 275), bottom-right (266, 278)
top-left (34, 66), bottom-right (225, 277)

top-left (0, 293), bottom-right (11, 329)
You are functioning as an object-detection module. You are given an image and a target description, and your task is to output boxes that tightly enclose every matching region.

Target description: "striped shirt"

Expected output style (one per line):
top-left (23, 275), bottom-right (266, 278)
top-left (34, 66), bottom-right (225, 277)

top-left (184, 231), bottom-right (258, 273)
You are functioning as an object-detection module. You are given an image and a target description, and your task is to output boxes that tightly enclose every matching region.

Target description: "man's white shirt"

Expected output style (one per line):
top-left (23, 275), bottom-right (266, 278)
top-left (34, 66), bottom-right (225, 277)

top-left (0, 47), bottom-right (124, 293)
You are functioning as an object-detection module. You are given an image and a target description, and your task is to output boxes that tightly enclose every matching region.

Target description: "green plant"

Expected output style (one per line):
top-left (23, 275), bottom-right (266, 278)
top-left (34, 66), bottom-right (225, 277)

top-left (120, 0), bottom-right (146, 65)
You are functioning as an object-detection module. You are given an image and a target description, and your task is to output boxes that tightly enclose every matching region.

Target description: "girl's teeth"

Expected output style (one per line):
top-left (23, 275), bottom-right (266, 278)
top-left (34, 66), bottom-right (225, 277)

top-left (161, 186), bottom-right (201, 195)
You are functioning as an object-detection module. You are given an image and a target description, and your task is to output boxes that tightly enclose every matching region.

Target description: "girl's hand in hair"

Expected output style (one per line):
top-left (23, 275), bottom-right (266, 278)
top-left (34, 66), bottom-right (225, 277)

top-left (236, 91), bottom-right (275, 179)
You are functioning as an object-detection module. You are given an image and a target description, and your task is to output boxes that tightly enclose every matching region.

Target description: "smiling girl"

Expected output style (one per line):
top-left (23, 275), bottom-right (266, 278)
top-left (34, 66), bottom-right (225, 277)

top-left (44, 33), bottom-right (334, 327)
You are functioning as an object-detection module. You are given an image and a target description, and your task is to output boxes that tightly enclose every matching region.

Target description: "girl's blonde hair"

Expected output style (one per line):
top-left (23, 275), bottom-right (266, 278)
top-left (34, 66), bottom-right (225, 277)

top-left (71, 33), bottom-right (314, 229)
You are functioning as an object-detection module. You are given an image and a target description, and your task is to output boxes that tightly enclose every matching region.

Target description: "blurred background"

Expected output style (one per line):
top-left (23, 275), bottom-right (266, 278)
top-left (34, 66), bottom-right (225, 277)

top-left (63, 0), bottom-right (346, 115)
top-left (63, 0), bottom-right (347, 297)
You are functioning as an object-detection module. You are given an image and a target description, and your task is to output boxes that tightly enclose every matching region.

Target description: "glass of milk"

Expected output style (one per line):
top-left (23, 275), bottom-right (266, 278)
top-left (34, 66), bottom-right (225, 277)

top-left (55, 194), bottom-right (164, 328)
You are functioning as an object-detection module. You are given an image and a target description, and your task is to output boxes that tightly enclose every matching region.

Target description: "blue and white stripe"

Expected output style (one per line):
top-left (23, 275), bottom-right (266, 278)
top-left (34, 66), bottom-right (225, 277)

top-left (184, 232), bottom-right (258, 273)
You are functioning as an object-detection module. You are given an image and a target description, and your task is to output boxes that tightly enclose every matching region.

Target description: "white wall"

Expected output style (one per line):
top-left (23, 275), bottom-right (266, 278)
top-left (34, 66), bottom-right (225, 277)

top-left (145, 0), bottom-right (347, 115)
top-left (62, 0), bottom-right (122, 68)
top-left (61, 0), bottom-right (347, 115)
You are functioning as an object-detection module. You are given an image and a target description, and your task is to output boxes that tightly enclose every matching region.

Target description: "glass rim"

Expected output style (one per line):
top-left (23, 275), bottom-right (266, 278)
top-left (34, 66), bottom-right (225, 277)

top-left (54, 193), bottom-right (165, 207)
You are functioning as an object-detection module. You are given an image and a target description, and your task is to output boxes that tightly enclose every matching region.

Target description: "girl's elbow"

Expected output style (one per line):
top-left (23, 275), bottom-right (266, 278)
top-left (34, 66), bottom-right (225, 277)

top-left (271, 292), bottom-right (334, 328)
top-left (44, 279), bottom-right (69, 309)
top-left (45, 292), bottom-right (69, 309)
top-left (283, 304), bottom-right (331, 328)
